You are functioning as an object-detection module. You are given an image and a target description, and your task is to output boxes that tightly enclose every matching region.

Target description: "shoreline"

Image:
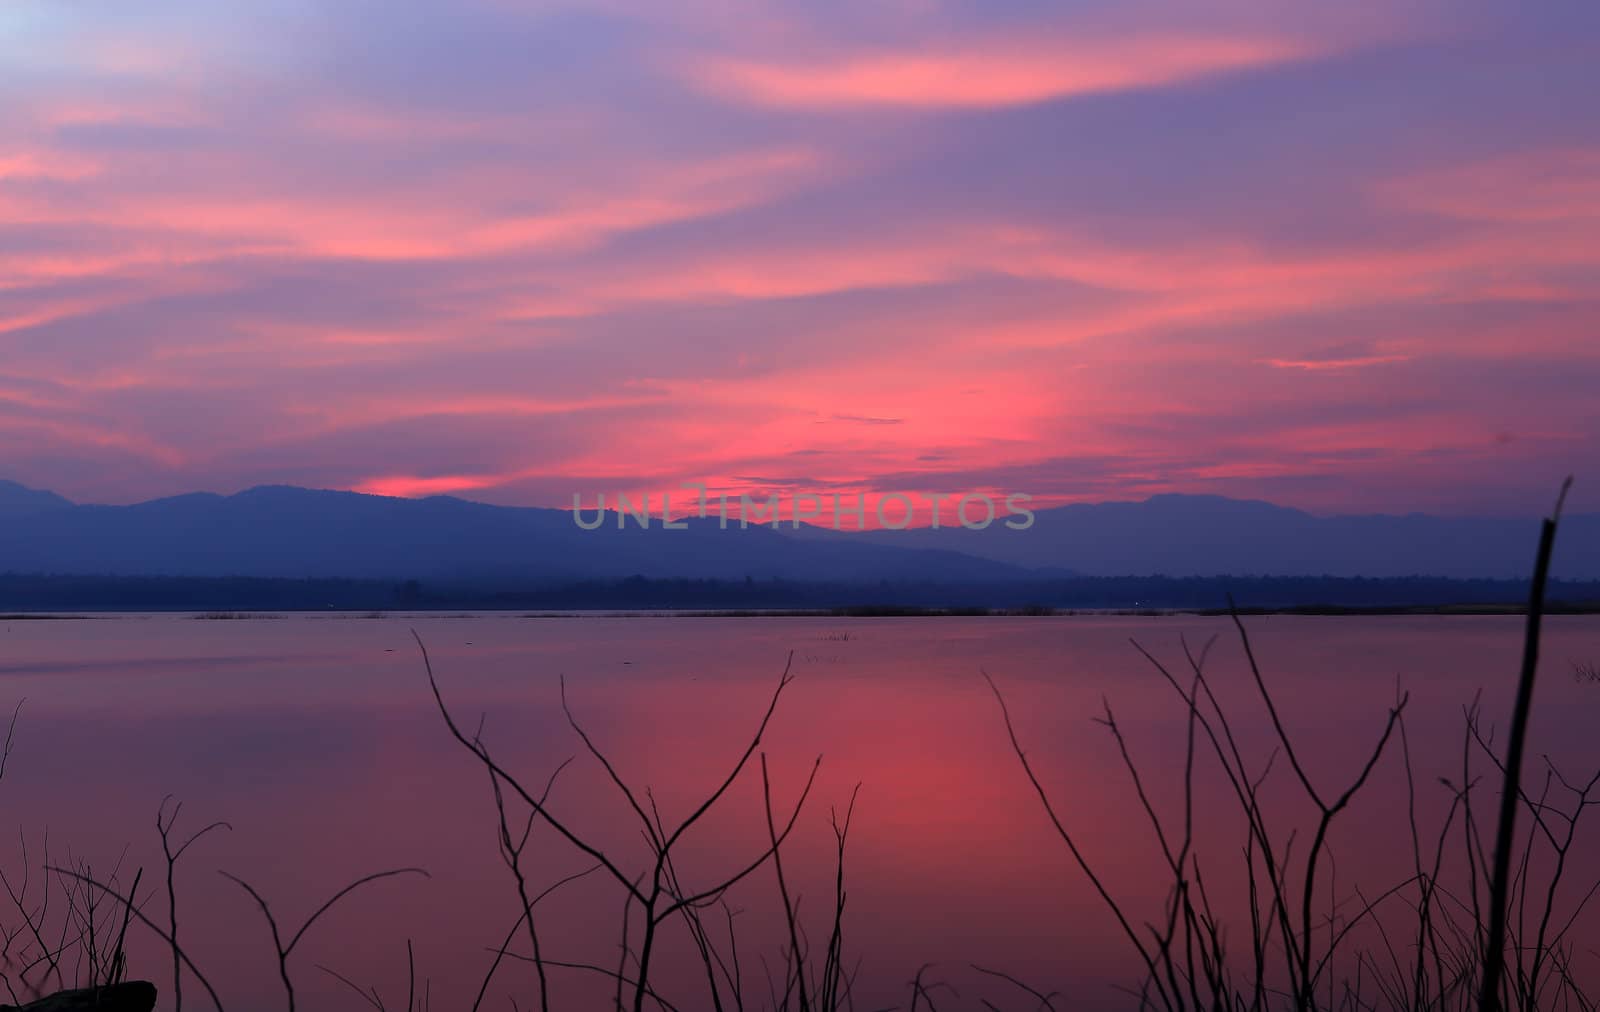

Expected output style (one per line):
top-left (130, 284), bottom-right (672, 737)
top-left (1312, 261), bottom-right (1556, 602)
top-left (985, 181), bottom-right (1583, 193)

top-left (5, 602), bottom-right (1600, 620)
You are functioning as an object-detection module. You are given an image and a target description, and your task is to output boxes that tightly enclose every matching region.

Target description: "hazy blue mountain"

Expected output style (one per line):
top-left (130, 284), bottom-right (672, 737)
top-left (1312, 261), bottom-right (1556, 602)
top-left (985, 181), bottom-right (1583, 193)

top-left (0, 480), bottom-right (73, 517)
top-left (2, 482), bottom-right (1595, 582)
top-left (795, 493), bottom-right (1600, 580)
top-left (0, 482), bottom-right (1026, 583)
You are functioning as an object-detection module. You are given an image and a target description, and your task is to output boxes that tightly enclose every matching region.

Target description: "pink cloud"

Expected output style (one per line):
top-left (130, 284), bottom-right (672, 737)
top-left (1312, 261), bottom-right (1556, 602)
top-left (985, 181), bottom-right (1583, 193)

top-left (1263, 355), bottom-right (1411, 371)
top-left (0, 148), bottom-right (101, 182)
top-left (351, 474), bottom-right (505, 498)
top-left (0, 143), bottom-right (827, 264)
top-left (0, 412), bottom-right (186, 468)
top-left (1378, 148), bottom-right (1600, 224)
top-left (687, 34), bottom-right (1314, 110)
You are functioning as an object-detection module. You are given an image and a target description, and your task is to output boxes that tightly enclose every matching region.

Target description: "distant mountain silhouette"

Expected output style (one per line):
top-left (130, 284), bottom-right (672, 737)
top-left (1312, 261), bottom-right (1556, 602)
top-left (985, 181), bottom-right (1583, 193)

top-left (0, 482), bottom-right (1594, 582)
top-left (798, 493), bottom-right (1600, 579)
top-left (0, 480), bottom-right (73, 517)
top-left (0, 482), bottom-right (1025, 583)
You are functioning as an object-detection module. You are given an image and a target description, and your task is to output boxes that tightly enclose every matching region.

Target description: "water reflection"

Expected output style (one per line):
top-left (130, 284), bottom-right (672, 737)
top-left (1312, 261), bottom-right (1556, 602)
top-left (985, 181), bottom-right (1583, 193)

top-left (0, 614), bottom-right (1596, 1009)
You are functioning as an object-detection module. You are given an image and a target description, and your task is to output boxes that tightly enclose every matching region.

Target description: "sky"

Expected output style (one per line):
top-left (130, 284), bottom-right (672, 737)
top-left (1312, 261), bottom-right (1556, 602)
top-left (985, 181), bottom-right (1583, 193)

top-left (2, 0), bottom-right (1598, 518)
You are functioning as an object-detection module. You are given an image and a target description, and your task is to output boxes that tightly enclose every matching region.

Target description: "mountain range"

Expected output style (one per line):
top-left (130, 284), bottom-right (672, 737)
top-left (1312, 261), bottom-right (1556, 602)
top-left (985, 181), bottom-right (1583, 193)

top-left (1, 480), bottom-right (1596, 583)
top-left (0, 481), bottom-right (1023, 585)
top-left (799, 493), bottom-right (1600, 580)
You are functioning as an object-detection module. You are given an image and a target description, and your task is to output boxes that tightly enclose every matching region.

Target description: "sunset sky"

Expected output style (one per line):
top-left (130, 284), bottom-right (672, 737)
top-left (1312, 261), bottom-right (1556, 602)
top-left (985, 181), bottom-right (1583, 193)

top-left (2, 0), bottom-right (1597, 517)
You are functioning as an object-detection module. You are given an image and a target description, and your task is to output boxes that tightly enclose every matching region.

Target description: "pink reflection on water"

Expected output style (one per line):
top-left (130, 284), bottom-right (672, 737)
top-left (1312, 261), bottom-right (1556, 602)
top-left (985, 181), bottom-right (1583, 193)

top-left (0, 614), bottom-right (1596, 1009)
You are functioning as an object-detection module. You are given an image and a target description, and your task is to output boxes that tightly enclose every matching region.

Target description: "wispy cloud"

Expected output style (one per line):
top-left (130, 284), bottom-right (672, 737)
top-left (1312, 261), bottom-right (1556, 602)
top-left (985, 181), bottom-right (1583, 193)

top-left (688, 33), bottom-right (1314, 110)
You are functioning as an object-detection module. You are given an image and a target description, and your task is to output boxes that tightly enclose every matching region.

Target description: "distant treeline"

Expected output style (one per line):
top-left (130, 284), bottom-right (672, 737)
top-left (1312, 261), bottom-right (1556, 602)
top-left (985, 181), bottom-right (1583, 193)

top-left (1, 571), bottom-right (1598, 613)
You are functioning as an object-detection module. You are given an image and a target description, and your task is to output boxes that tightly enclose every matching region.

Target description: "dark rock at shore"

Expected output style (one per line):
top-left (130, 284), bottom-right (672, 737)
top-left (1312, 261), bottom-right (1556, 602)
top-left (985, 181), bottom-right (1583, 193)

top-left (0, 982), bottom-right (156, 1011)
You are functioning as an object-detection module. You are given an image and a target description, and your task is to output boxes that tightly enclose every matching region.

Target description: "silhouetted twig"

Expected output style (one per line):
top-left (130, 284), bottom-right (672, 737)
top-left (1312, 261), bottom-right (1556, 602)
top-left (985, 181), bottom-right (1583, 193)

top-left (221, 866), bottom-right (428, 1012)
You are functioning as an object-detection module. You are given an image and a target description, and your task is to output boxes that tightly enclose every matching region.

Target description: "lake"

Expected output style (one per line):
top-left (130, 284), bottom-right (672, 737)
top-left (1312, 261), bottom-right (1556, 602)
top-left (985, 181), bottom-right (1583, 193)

top-left (2, 613), bottom-right (1597, 1010)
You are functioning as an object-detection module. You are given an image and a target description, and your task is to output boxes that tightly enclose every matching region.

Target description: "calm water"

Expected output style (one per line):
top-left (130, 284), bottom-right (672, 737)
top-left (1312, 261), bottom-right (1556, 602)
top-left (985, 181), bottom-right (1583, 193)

top-left (2, 613), bottom-right (1598, 1010)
